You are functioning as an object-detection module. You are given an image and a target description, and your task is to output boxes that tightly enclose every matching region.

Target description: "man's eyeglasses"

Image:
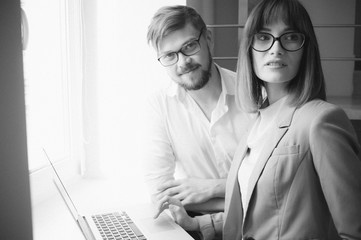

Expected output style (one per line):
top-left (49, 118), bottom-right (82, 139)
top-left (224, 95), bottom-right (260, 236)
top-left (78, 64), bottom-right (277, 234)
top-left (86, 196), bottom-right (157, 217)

top-left (252, 32), bottom-right (305, 52)
top-left (158, 29), bottom-right (204, 67)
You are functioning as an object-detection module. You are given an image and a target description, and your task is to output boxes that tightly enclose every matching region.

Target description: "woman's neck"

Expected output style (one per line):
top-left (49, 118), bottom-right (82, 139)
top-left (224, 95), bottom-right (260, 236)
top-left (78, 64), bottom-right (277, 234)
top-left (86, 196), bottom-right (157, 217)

top-left (264, 82), bottom-right (288, 105)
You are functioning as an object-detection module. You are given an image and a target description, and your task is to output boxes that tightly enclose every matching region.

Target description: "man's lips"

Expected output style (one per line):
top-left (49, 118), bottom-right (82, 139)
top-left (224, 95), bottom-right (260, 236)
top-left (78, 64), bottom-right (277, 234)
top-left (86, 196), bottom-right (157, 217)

top-left (180, 65), bottom-right (199, 75)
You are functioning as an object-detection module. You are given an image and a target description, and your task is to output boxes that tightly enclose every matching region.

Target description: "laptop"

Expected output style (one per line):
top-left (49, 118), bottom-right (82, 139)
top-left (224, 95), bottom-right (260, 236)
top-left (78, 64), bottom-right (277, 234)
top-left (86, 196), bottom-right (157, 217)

top-left (44, 150), bottom-right (193, 240)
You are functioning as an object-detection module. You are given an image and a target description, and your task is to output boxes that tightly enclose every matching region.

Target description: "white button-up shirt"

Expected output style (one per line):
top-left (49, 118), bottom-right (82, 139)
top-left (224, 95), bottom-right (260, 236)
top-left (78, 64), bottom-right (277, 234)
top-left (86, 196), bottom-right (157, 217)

top-left (142, 65), bottom-right (251, 198)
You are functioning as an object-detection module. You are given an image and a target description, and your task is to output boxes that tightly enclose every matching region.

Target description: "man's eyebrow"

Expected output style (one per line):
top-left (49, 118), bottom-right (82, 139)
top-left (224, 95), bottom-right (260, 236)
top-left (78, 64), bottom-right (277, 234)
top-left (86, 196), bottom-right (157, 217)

top-left (158, 36), bottom-right (198, 56)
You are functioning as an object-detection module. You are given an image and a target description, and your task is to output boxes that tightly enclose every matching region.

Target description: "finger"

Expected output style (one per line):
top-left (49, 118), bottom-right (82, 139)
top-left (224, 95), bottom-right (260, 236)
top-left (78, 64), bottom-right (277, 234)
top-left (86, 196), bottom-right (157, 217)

top-left (156, 180), bottom-right (180, 192)
top-left (155, 195), bottom-right (169, 211)
top-left (170, 191), bottom-right (188, 202)
top-left (168, 204), bottom-right (178, 221)
top-left (181, 197), bottom-right (193, 206)
top-left (168, 203), bottom-right (190, 227)
top-left (153, 201), bottom-right (169, 219)
top-left (168, 204), bottom-right (181, 222)
top-left (156, 185), bottom-right (183, 200)
top-left (167, 197), bottom-right (182, 206)
top-left (180, 193), bottom-right (195, 203)
top-left (153, 196), bottom-right (170, 219)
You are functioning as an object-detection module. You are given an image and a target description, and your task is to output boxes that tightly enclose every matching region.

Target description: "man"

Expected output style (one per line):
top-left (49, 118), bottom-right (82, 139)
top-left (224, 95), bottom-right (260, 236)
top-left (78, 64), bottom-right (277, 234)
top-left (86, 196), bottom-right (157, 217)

top-left (144, 5), bottom-right (250, 219)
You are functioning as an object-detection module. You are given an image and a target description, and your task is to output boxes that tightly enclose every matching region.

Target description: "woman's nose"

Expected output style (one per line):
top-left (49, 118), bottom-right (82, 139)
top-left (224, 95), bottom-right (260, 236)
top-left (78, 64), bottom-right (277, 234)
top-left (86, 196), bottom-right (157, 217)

top-left (269, 40), bottom-right (284, 55)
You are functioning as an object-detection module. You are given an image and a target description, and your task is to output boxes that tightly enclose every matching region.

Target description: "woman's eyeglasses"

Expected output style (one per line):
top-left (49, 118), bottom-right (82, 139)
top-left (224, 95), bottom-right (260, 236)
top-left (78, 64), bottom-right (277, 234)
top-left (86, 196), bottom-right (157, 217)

top-left (252, 32), bottom-right (305, 52)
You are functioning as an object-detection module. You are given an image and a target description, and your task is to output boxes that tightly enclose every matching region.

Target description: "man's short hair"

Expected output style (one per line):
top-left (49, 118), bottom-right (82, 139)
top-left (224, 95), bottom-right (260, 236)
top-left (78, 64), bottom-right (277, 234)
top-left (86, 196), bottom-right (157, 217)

top-left (147, 5), bottom-right (206, 50)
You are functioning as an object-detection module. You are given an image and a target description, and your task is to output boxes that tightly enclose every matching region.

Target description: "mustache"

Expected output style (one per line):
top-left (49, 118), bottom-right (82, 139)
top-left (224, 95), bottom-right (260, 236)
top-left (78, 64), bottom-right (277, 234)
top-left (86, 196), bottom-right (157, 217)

top-left (179, 63), bottom-right (201, 74)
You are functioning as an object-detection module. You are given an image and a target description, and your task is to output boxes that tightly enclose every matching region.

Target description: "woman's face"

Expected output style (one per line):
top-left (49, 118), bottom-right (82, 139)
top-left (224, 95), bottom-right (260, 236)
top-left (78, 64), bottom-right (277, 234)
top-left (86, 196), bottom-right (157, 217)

top-left (251, 20), bottom-right (303, 88)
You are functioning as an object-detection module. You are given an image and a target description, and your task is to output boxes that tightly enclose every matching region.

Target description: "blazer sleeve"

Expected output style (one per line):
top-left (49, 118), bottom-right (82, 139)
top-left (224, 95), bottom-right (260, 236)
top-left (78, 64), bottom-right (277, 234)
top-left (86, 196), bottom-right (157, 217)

top-left (309, 106), bottom-right (361, 239)
top-left (196, 212), bottom-right (224, 240)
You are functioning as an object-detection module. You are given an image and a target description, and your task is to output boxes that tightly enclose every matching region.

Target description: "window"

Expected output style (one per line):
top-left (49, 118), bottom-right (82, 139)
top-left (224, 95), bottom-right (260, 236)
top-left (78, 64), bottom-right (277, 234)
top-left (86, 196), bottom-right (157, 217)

top-left (23, 0), bottom-right (70, 171)
top-left (23, 0), bottom-right (185, 180)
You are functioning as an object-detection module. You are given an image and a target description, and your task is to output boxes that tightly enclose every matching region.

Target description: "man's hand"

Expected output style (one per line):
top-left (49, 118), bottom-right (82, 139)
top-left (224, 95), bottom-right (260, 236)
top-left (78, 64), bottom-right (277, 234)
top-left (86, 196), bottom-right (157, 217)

top-left (155, 178), bottom-right (226, 206)
top-left (153, 197), bottom-right (199, 231)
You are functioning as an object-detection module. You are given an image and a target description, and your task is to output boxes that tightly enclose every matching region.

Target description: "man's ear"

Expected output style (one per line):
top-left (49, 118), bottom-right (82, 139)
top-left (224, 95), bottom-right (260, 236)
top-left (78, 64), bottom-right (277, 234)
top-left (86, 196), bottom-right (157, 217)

top-left (205, 28), bottom-right (214, 51)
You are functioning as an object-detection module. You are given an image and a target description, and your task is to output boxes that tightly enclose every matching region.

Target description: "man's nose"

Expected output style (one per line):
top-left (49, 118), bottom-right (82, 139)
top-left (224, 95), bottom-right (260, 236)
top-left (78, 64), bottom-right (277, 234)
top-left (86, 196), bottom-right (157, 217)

top-left (177, 52), bottom-right (192, 65)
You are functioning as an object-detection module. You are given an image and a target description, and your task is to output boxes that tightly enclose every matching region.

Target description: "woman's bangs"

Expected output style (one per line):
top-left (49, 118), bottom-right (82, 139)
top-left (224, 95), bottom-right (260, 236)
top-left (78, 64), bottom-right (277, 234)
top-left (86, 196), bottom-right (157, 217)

top-left (261, 1), bottom-right (298, 30)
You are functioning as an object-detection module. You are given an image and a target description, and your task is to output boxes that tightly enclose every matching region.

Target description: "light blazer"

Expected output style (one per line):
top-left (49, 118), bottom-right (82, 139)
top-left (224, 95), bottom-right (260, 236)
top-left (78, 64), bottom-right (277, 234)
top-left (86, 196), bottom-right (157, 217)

top-left (222, 99), bottom-right (361, 240)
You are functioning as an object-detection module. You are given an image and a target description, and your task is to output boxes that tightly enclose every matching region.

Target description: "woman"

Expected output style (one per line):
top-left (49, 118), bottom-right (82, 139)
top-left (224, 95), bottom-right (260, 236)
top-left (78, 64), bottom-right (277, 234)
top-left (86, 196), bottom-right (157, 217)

top-left (155, 0), bottom-right (361, 239)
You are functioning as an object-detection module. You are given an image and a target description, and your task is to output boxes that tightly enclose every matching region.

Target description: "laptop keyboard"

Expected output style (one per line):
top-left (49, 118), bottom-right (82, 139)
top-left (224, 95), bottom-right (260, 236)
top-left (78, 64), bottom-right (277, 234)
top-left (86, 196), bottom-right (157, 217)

top-left (92, 212), bottom-right (147, 240)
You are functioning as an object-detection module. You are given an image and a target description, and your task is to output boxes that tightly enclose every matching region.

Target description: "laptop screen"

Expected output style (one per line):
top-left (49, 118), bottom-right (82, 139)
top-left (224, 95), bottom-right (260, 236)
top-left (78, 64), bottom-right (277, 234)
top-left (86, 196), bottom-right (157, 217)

top-left (43, 149), bottom-right (80, 222)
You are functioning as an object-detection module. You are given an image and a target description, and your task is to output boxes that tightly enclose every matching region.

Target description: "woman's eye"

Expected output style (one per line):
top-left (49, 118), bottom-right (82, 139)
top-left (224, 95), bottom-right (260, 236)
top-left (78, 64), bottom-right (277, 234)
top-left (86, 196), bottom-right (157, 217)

top-left (257, 34), bottom-right (271, 41)
top-left (285, 33), bottom-right (300, 41)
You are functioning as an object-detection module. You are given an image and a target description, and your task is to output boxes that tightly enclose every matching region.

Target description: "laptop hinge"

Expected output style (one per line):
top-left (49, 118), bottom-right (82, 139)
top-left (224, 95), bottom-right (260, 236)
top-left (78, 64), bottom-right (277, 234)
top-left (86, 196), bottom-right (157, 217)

top-left (77, 215), bottom-right (96, 240)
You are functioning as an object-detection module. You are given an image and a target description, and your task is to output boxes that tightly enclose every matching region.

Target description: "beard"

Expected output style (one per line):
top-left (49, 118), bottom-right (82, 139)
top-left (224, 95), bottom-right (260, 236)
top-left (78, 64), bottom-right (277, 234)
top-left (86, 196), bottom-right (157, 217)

top-left (178, 50), bottom-right (213, 91)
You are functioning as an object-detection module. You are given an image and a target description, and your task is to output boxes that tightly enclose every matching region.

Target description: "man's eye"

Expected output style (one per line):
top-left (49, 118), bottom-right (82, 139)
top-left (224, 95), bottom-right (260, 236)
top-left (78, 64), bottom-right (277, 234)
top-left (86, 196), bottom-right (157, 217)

top-left (163, 53), bottom-right (176, 60)
top-left (182, 41), bottom-right (198, 52)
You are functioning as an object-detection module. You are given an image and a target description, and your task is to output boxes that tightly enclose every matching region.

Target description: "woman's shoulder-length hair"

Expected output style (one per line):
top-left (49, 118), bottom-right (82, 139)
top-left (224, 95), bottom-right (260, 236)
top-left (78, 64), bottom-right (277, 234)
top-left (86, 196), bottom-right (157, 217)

top-left (236, 0), bottom-right (326, 113)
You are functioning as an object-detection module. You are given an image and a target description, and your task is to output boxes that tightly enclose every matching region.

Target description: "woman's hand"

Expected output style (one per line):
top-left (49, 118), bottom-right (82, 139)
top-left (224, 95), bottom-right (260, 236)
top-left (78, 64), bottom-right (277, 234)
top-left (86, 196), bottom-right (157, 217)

top-left (153, 197), bottom-right (199, 231)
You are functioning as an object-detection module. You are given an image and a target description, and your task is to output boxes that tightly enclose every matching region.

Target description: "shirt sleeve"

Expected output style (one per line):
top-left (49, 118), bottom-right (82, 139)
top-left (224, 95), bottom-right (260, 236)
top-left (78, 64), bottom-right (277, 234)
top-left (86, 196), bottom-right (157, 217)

top-left (310, 106), bottom-right (361, 239)
top-left (141, 93), bottom-right (176, 198)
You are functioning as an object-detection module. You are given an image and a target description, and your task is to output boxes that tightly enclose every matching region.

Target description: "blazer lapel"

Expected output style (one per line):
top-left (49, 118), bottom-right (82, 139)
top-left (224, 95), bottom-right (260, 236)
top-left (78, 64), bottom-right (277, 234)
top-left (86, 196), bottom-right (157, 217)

top-left (223, 121), bottom-right (251, 240)
top-left (243, 103), bottom-right (297, 218)
top-left (226, 115), bottom-right (256, 203)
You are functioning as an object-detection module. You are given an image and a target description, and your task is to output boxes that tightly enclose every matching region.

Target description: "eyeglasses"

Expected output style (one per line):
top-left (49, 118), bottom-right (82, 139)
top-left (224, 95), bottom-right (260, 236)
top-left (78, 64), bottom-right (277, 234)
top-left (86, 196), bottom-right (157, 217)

top-left (158, 29), bottom-right (204, 67)
top-left (252, 32), bottom-right (305, 52)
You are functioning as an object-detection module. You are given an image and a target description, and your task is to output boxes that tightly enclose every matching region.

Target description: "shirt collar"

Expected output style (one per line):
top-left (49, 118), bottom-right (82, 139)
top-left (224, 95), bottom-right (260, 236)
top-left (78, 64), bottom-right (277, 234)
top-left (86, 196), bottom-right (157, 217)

top-left (218, 64), bottom-right (235, 96)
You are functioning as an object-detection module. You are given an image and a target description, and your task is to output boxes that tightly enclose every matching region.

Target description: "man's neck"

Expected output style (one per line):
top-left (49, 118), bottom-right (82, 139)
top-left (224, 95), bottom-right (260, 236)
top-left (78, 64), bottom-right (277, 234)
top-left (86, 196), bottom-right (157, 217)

top-left (187, 64), bottom-right (222, 121)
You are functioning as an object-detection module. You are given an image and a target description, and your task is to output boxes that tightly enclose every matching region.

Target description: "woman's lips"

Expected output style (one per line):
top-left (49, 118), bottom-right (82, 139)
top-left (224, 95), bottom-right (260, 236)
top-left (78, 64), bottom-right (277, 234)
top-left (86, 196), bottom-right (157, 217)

top-left (265, 61), bottom-right (287, 67)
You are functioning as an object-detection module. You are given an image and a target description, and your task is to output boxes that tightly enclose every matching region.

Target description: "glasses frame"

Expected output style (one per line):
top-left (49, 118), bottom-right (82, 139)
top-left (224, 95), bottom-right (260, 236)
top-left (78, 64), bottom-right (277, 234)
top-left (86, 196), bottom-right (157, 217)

top-left (158, 28), bottom-right (204, 67)
top-left (252, 32), bottom-right (306, 52)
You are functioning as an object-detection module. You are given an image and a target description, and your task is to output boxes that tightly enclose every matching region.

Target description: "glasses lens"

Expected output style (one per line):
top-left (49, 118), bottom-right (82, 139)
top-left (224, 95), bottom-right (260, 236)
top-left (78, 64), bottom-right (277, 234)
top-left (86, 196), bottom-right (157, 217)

top-left (181, 41), bottom-right (201, 56)
top-left (252, 33), bottom-right (273, 52)
top-left (158, 30), bottom-right (203, 67)
top-left (159, 53), bottom-right (178, 66)
top-left (280, 33), bottom-right (305, 51)
top-left (252, 32), bottom-right (305, 52)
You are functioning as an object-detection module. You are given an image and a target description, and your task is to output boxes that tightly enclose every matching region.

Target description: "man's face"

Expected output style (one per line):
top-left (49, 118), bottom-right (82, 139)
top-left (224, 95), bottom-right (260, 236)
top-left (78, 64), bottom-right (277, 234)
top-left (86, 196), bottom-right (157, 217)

top-left (157, 24), bottom-right (213, 91)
